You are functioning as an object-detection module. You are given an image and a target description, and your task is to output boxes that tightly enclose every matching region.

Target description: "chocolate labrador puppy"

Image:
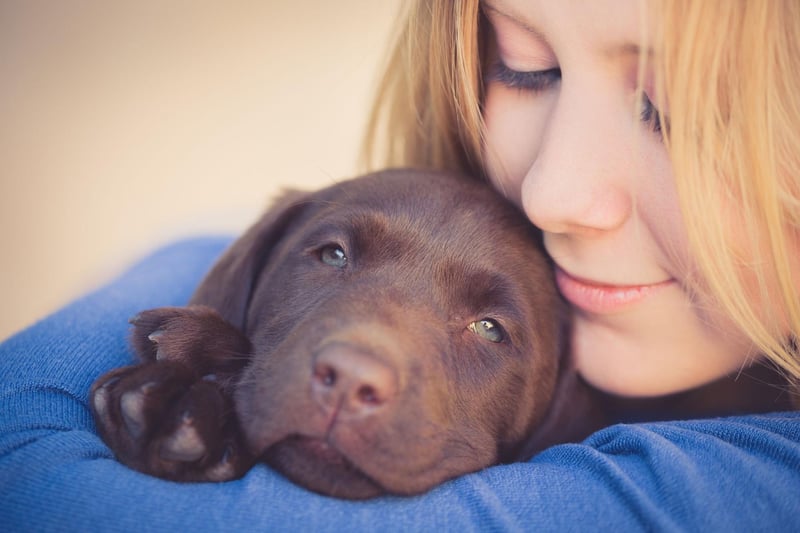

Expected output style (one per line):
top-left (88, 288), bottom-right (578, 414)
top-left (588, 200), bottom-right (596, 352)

top-left (89, 169), bottom-right (604, 499)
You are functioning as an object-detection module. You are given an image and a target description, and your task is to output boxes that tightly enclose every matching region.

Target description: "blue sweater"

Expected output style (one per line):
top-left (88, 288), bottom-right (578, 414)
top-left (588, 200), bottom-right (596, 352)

top-left (1, 237), bottom-right (799, 532)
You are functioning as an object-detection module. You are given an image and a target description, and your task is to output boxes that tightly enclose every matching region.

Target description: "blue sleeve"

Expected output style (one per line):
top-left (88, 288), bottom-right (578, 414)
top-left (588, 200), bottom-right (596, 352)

top-left (2, 237), bottom-right (799, 532)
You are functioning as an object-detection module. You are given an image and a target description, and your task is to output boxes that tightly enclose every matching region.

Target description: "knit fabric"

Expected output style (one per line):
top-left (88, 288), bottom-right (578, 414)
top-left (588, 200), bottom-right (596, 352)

top-left (2, 237), bottom-right (799, 532)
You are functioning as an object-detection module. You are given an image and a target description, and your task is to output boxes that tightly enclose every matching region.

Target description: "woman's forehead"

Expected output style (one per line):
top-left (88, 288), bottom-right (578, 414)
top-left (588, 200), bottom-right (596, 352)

top-left (481, 0), bottom-right (654, 55)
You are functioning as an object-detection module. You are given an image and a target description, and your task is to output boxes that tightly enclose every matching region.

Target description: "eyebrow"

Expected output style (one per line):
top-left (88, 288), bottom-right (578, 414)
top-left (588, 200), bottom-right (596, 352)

top-left (481, 0), bottom-right (547, 40)
top-left (481, 0), bottom-right (653, 60)
top-left (610, 42), bottom-right (653, 59)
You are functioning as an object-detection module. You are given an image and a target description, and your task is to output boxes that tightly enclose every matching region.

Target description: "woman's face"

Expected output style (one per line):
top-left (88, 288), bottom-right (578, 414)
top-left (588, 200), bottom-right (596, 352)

top-left (481, 0), bottom-right (756, 397)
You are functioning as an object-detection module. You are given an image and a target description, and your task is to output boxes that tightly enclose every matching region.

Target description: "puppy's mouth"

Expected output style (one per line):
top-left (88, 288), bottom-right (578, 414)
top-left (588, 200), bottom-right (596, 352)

top-left (263, 435), bottom-right (385, 499)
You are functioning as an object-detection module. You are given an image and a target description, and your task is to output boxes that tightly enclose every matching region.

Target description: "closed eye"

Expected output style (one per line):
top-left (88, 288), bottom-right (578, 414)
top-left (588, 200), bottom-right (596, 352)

top-left (488, 60), bottom-right (561, 92)
top-left (639, 90), bottom-right (669, 137)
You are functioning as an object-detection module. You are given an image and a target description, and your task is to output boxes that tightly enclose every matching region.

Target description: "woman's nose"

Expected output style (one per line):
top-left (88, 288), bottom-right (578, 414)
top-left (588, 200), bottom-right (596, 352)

top-left (520, 90), bottom-right (633, 237)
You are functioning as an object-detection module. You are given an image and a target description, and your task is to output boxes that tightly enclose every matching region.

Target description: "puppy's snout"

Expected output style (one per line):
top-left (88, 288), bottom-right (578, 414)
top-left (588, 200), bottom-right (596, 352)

top-left (312, 345), bottom-right (397, 416)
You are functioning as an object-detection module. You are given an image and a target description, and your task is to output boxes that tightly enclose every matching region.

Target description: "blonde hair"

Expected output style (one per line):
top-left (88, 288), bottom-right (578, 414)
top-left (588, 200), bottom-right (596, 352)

top-left (362, 0), bottom-right (800, 397)
top-left (654, 0), bottom-right (800, 393)
top-left (361, 0), bottom-right (486, 177)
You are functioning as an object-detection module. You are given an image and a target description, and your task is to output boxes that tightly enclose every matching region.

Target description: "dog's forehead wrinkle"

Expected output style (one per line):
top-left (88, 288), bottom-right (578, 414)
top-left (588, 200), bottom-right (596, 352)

top-left (431, 260), bottom-right (534, 339)
top-left (319, 178), bottom-right (509, 239)
top-left (300, 195), bottom-right (532, 285)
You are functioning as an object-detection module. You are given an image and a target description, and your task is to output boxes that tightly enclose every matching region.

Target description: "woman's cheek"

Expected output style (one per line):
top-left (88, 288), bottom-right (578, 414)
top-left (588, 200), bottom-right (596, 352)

top-left (482, 84), bottom-right (555, 205)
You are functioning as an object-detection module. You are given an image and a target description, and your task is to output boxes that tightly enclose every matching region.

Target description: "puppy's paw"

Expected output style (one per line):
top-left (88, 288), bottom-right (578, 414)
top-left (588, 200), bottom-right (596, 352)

top-left (129, 305), bottom-right (251, 377)
top-left (90, 361), bottom-right (254, 482)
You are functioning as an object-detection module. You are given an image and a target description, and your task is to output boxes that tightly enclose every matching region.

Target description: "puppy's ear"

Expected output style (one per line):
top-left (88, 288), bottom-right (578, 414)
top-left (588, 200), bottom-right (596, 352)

top-left (189, 189), bottom-right (310, 330)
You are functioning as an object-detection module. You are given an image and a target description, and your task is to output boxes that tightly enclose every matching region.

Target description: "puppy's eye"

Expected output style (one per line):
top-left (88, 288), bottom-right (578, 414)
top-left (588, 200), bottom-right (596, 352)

top-left (467, 319), bottom-right (505, 343)
top-left (319, 244), bottom-right (347, 268)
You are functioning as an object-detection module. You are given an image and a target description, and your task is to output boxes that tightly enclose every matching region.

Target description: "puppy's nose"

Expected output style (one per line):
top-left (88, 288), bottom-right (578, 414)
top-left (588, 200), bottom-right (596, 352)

top-left (312, 345), bottom-right (397, 417)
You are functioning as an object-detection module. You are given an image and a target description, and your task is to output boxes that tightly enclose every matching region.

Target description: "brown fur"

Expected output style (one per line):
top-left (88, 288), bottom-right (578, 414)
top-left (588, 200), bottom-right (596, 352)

top-left (90, 168), bottom-right (788, 499)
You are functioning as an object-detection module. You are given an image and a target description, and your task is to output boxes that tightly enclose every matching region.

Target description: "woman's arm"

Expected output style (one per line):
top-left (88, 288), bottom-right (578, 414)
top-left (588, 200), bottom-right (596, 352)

top-left (2, 238), bottom-right (798, 532)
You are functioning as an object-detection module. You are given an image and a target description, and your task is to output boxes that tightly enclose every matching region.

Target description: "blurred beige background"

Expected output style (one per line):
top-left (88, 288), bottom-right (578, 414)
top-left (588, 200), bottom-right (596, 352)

top-left (0, 0), bottom-right (400, 340)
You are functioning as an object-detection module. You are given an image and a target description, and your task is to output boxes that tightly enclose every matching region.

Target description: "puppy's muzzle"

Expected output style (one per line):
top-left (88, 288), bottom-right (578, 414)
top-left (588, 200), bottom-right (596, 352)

top-left (311, 343), bottom-right (399, 419)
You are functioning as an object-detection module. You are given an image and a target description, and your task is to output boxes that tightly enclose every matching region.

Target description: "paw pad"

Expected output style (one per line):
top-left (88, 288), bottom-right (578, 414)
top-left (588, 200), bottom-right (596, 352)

top-left (159, 411), bottom-right (207, 462)
top-left (120, 382), bottom-right (155, 438)
top-left (92, 376), bottom-right (119, 417)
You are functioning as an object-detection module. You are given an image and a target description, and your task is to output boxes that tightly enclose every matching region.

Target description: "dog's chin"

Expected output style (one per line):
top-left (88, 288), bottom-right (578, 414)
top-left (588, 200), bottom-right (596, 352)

top-left (264, 436), bottom-right (385, 500)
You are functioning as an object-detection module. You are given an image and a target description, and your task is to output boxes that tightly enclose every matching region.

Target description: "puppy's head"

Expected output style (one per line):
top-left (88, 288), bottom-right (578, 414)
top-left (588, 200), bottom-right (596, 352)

top-left (191, 169), bottom-right (565, 498)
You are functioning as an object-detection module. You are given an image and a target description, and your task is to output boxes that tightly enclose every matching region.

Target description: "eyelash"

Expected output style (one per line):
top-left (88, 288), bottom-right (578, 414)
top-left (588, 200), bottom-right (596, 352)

top-left (489, 60), bottom-right (668, 138)
top-left (639, 91), bottom-right (668, 136)
top-left (488, 60), bottom-right (561, 92)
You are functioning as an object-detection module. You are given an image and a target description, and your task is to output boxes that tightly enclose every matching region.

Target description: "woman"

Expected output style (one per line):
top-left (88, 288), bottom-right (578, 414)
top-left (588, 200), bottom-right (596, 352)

top-left (2, 1), bottom-right (798, 530)
top-left (364, 0), bottom-right (800, 404)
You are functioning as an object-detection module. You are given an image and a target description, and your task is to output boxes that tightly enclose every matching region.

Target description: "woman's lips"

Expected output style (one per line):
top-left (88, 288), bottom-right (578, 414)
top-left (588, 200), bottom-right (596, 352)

top-left (554, 267), bottom-right (674, 314)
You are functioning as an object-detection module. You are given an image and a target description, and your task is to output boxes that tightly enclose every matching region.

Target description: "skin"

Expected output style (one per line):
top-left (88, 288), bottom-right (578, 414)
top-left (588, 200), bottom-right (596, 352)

top-left (480, 0), bottom-right (763, 397)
